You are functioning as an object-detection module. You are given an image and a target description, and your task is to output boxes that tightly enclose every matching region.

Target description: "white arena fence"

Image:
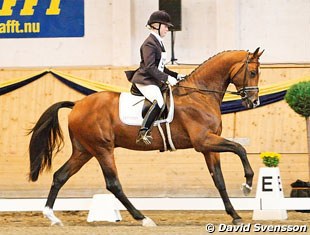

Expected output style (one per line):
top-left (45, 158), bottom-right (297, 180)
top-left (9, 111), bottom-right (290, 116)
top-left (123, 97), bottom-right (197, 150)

top-left (0, 197), bottom-right (309, 212)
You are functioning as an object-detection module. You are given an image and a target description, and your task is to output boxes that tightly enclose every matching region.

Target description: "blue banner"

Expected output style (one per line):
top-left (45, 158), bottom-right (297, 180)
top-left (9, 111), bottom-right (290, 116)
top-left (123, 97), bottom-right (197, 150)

top-left (0, 0), bottom-right (84, 38)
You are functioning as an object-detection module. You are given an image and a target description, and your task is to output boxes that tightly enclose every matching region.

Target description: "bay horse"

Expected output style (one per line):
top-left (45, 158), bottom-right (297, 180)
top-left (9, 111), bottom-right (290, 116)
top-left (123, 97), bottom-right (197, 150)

top-left (28, 48), bottom-right (264, 226)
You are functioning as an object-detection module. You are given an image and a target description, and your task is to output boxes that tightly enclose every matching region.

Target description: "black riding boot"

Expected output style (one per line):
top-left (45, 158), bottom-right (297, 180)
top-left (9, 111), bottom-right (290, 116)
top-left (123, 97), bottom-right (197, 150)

top-left (136, 100), bottom-right (161, 145)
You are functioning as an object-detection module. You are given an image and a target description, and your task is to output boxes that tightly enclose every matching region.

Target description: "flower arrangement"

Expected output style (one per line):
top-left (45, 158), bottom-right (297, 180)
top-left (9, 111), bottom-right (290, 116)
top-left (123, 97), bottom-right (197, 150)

top-left (260, 152), bottom-right (281, 167)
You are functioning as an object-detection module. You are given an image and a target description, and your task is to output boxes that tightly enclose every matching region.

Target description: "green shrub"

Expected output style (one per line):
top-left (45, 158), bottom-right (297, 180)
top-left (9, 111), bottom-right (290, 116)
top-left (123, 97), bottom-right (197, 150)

top-left (285, 81), bottom-right (310, 117)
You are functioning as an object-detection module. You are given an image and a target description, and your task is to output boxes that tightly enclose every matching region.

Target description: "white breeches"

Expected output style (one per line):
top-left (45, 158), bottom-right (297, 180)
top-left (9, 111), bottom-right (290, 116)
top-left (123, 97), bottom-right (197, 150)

top-left (135, 84), bottom-right (164, 108)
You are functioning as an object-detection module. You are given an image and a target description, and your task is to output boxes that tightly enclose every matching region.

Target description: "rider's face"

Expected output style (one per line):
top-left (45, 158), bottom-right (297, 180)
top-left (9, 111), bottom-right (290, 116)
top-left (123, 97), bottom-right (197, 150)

top-left (159, 24), bottom-right (169, 38)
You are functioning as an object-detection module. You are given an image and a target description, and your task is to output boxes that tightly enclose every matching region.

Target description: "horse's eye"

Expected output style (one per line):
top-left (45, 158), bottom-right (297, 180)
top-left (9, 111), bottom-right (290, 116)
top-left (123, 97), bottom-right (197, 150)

top-left (250, 70), bottom-right (257, 78)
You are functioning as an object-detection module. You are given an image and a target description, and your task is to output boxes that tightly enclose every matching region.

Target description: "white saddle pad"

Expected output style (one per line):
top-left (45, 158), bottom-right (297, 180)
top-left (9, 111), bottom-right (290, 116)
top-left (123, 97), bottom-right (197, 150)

top-left (119, 88), bottom-right (174, 126)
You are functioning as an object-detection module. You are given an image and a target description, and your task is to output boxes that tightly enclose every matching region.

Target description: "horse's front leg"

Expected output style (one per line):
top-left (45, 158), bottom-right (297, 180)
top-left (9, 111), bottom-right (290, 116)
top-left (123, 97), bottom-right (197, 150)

top-left (203, 152), bottom-right (242, 224)
top-left (196, 133), bottom-right (254, 194)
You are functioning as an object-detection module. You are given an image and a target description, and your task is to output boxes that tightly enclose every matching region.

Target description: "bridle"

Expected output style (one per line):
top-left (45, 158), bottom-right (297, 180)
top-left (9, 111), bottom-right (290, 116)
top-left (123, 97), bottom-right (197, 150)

top-left (229, 52), bottom-right (259, 100)
top-left (176, 53), bottom-right (259, 101)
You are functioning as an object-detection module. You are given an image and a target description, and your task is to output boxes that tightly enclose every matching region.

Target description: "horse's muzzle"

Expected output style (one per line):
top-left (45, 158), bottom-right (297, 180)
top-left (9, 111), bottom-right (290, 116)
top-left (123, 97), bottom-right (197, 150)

top-left (238, 86), bottom-right (260, 109)
top-left (252, 98), bottom-right (260, 108)
top-left (242, 96), bottom-right (260, 109)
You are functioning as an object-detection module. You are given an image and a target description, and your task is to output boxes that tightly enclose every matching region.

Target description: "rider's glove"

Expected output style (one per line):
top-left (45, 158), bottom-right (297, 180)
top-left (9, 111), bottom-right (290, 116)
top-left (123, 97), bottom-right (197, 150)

top-left (167, 75), bottom-right (178, 86)
top-left (177, 74), bottom-right (186, 81)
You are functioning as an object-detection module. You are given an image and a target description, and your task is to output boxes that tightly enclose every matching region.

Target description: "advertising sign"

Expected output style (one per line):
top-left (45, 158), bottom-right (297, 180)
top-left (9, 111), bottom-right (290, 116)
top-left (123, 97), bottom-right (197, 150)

top-left (0, 0), bottom-right (84, 38)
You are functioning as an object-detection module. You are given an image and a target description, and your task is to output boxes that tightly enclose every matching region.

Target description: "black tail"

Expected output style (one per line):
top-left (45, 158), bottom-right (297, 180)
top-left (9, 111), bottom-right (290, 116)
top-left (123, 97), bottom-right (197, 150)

top-left (28, 101), bottom-right (75, 182)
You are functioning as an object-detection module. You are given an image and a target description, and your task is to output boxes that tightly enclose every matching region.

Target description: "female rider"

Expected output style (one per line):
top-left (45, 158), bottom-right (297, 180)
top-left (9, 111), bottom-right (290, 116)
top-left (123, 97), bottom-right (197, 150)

top-left (127, 10), bottom-right (185, 145)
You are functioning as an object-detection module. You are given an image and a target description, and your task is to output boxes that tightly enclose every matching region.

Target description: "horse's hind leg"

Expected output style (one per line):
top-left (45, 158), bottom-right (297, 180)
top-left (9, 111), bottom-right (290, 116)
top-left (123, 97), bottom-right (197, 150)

top-left (44, 149), bottom-right (92, 226)
top-left (95, 151), bottom-right (157, 227)
top-left (204, 152), bottom-right (242, 224)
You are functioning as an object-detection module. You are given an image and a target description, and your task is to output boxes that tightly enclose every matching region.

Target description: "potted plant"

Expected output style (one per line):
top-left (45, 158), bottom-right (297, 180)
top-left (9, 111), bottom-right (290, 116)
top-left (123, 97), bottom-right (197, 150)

top-left (257, 152), bottom-right (283, 183)
top-left (285, 81), bottom-right (309, 180)
top-left (285, 81), bottom-right (310, 203)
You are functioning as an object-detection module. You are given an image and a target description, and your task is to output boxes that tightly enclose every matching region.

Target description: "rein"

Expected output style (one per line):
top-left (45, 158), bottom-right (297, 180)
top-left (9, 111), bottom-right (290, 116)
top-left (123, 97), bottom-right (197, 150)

top-left (176, 52), bottom-right (259, 99)
top-left (176, 84), bottom-right (241, 96)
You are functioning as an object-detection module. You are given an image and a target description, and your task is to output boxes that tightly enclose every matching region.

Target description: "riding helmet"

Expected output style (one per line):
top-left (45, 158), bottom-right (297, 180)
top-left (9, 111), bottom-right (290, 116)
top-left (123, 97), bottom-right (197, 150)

top-left (147, 10), bottom-right (174, 27)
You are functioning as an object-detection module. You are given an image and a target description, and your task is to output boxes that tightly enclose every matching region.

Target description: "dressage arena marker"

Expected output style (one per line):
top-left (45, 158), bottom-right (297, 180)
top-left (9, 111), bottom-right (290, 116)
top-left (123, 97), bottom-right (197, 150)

top-left (253, 167), bottom-right (288, 220)
top-left (87, 194), bottom-right (122, 222)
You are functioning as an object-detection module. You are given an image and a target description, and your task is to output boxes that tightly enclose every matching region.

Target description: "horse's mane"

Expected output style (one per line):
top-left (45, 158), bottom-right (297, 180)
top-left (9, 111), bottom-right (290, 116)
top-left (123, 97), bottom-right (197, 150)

top-left (186, 50), bottom-right (247, 78)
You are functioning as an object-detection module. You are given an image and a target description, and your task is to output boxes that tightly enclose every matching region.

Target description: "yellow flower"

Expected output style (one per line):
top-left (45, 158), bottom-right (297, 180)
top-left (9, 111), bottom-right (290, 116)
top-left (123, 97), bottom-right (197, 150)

top-left (260, 152), bottom-right (281, 167)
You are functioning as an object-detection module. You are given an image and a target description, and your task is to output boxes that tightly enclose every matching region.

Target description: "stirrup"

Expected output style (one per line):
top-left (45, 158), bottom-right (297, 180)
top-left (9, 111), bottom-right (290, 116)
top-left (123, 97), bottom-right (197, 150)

top-left (136, 129), bottom-right (153, 145)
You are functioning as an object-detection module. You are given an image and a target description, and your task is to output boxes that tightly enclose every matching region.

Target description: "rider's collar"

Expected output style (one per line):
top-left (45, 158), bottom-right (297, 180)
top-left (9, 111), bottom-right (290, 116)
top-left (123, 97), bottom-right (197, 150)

top-left (150, 31), bottom-right (164, 44)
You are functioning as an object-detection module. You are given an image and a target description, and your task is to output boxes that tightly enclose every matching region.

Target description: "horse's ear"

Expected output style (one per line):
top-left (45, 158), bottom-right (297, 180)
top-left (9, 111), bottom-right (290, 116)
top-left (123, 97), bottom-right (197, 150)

top-left (253, 47), bottom-right (264, 58)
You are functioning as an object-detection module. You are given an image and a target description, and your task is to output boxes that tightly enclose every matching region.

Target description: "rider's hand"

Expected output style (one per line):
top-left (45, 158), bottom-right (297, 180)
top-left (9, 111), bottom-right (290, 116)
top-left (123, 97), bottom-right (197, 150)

top-left (177, 74), bottom-right (186, 81)
top-left (167, 76), bottom-right (178, 86)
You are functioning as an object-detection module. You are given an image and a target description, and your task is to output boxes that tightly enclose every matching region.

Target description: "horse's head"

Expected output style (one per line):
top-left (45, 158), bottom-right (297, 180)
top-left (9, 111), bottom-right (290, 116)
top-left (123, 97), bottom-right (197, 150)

top-left (229, 47), bottom-right (264, 109)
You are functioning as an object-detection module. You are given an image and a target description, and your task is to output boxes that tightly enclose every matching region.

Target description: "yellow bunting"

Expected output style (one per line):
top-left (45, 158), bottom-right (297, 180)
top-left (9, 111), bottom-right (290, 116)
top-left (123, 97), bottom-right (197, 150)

top-left (1, 69), bottom-right (309, 101)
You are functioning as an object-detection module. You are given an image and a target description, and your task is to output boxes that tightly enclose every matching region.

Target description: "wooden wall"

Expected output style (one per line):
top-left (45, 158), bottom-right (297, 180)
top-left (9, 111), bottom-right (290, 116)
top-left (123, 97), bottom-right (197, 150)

top-left (0, 65), bottom-right (309, 198)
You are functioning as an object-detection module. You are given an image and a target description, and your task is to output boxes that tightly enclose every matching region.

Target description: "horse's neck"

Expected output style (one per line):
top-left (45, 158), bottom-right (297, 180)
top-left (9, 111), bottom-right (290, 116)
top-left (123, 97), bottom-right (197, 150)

top-left (183, 52), bottom-right (245, 97)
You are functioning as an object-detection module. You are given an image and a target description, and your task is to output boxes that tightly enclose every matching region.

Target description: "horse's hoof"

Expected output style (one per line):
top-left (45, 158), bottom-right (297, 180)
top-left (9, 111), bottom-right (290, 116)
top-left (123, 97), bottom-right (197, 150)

top-left (43, 206), bottom-right (64, 227)
top-left (51, 221), bottom-right (64, 226)
top-left (232, 218), bottom-right (243, 225)
top-left (142, 216), bottom-right (157, 227)
top-left (241, 183), bottom-right (252, 196)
